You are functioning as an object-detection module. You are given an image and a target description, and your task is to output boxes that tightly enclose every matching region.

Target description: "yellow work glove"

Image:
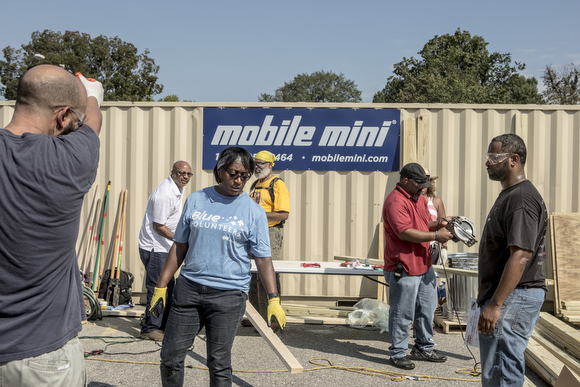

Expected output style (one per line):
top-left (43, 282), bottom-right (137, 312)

top-left (267, 297), bottom-right (286, 333)
top-left (149, 287), bottom-right (167, 318)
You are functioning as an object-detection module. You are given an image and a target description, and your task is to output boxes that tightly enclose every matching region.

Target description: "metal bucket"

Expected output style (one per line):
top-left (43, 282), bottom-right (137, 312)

top-left (446, 253), bottom-right (478, 321)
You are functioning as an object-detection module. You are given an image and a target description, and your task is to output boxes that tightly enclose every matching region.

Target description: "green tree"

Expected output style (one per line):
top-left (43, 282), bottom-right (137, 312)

top-left (373, 29), bottom-right (543, 104)
top-left (159, 94), bottom-right (179, 102)
top-left (259, 70), bottom-right (362, 102)
top-left (0, 30), bottom-right (163, 101)
top-left (541, 64), bottom-right (580, 104)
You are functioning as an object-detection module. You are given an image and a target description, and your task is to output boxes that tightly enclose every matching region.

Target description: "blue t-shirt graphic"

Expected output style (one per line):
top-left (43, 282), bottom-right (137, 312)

top-left (174, 186), bottom-right (271, 292)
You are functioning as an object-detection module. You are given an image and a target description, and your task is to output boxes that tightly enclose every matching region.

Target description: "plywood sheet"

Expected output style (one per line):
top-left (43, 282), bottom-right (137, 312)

top-left (552, 213), bottom-right (580, 308)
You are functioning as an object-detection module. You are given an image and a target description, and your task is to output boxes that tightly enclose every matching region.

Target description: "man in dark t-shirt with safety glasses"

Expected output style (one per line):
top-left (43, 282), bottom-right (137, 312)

top-left (478, 133), bottom-right (548, 387)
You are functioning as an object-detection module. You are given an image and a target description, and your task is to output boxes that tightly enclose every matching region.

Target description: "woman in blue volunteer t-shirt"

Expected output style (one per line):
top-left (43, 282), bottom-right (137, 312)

top-left (152, 147), bottom-right (286, 387)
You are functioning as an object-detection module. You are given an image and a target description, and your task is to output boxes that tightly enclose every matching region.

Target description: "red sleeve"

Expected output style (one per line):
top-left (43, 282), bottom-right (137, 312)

top-left (385, 200), bottom-right (412, 235)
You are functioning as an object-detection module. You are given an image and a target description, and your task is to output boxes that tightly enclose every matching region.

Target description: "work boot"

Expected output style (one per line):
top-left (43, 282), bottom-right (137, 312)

top-left (409, 345), bottom-right (447, 362)
top-left (240, 318), bottom-right (253, 327)
top-left (389, 356), bottom-right (415, 370)
top-left (140, 330), bottom-right (164, 341)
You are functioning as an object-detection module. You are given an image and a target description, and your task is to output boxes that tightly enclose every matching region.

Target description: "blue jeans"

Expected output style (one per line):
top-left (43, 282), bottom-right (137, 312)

top-left (479, 287), bottom-right (545, 387)
top-left (160, 276), bottom-right (247, 387)
top-left (385, 266), bottom-right (437, 359)
top-left (139, 248), bottom-right (175, 333)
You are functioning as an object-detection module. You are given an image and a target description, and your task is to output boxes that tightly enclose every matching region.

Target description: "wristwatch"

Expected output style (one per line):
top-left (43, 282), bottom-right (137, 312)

top-left (267, 292), bottom-right (280, 300)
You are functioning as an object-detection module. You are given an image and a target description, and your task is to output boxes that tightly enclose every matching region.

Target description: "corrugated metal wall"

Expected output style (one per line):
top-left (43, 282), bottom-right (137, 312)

top-left (2, 101), bottom-right (579, 304)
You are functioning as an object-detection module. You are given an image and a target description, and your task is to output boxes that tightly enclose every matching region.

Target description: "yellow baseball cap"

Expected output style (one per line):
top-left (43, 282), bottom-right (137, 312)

top-left (255, 150), bottom-right (276, 166)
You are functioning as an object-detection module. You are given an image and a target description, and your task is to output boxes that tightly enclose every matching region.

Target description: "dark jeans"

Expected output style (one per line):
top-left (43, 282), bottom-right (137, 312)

top-left (139, 248), bottom-right (174, 333)
top-left (160, 276), bottom-right (247, 387)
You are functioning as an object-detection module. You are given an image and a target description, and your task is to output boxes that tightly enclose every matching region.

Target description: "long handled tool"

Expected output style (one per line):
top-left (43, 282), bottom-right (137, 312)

top-left (87, 199), bottom-right (103, 287)
top-left (112, 190), bottom-right (128, 307)
top-left (105, 190), bottom-right (125, 303)
top-left (81, 197), bottom-right (101, 284)
top-left (92, 182), bottom-right (111, 292)
top-left (77, 186), bottom-right (99, 272)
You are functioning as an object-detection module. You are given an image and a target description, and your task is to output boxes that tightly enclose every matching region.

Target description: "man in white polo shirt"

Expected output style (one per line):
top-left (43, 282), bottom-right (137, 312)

top-left (138, 161), bottom-right (192, 341)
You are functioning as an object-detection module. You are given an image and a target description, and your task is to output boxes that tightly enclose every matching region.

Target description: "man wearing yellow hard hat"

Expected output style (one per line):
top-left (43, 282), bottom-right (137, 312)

top-left (245, 150), bottom-right (290, 327)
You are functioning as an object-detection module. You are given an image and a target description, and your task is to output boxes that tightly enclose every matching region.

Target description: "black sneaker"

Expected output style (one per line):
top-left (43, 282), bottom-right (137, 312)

top-left (389, 356), bottom-right (415, 370)
top-left (409, 345), bottom-right (447, 362)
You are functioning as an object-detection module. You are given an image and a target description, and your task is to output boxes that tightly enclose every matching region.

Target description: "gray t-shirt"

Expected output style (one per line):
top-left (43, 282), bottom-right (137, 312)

top-left (0, 125), bottom-right (100, 362)
top-left (477, 180), bottom-right (548, 306)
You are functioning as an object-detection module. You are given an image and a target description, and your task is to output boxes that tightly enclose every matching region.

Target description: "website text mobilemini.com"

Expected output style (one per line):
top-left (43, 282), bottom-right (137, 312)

top-left (311, 154), bottom-right (389, 163)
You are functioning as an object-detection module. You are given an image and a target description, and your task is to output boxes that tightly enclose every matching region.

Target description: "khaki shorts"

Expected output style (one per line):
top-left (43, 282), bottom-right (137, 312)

top-left (0, 336), bottom-right (86, 387)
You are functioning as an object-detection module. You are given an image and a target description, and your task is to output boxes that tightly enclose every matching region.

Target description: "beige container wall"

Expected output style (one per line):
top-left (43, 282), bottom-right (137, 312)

top-left (2, 102), bottom-right (579, 305)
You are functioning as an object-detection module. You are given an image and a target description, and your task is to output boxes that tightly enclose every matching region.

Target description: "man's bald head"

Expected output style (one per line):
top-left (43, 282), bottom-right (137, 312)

top-left (16, 65), bottom-right (86, 113)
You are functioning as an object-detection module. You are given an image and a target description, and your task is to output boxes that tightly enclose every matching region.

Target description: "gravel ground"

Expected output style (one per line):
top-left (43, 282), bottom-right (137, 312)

top-left (80, 316), bottom-right (549, 387)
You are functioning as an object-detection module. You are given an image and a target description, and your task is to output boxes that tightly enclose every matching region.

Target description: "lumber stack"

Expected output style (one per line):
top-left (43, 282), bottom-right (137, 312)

top-left (560, 301), bottom-right (580, 325)
top-left (525, 312), bottom-right (580, 386)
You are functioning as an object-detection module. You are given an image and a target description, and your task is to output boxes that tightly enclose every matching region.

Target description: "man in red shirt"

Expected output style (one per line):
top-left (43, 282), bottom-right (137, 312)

top-left (383, 163), bottom-right (453, 370)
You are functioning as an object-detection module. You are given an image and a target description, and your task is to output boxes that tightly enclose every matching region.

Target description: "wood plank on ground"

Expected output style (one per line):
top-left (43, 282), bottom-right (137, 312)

top-left (540, 312), bottom-right (580, 338)
top-left (532, 329), bottom-right (580, 377)
top-left (525, 336), bottom-right (565, 386)
top-left (244, 301), bottom-right (303, 373)
top-left (534, 323), bottom-right (580, 361)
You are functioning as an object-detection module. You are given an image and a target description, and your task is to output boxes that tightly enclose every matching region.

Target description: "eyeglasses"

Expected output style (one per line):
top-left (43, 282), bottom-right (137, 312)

top-left (486, 153), bottom-right (513, 164)
top-left (255, 162), bottom-right (268, 167)
top-left (173, 170), bottom-right (193, 178)
top-left (226, 170), bottom-right (251, 182)
top-left (54, 106), bottom-right (86, 128)
top-left (408, 178), bottom-right (427, 188)
top-left (70, 107), bottom-right (86, 127)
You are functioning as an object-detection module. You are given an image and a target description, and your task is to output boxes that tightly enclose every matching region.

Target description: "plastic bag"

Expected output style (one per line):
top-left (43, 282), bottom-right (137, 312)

top-left (347, 298), bottom-right (389, 333)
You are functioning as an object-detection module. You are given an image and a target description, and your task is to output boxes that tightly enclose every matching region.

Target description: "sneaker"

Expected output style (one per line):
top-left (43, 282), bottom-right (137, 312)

top-left (389, 356), bottom-right (415, 370)
top-left (140, 330), bottom-right (164, 341)
top-left (409, 345), bottom-right (447, 362)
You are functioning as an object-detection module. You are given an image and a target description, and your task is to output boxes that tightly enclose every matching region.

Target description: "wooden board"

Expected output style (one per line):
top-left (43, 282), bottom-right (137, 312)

top-left (402, 118), bottom-right (417, 166)
top-left (432, 265), bottom-right (478, 277)
top-left (243, 300), bottom-right (303, 373)
top-left (377, 221), bottom-right (387, 303)
top-left (416, 114), bottom-right (430, 167)
top-left (534, 323), bottom-right (580, 361)
top-left (532, 329), bottom-right (580, 377)
top-left (525, 336), bottom-right (565, 386)
top-left (282, 304), bottom-right (353, 319)
top-left (551, 213), bottom-right (580, 312)
top-left (286, 316), bottom-right (348, 325)
top-left (550, 214), bottom-right (560, 315)
top-left (537, 312), bottom-right (580, 359)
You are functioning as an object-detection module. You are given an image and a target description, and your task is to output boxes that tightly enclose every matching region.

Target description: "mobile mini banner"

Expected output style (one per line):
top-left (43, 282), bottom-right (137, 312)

top-left (202, 108), bottom-right (400, 172)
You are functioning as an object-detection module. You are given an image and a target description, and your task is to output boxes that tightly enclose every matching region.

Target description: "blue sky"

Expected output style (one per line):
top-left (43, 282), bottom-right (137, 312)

top-left (2, 0), bottom-right (579, 102)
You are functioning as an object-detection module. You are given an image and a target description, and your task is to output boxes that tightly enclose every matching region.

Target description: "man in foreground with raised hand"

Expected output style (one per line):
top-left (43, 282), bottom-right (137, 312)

top-left (0, 65), bottom-right (103, 386)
